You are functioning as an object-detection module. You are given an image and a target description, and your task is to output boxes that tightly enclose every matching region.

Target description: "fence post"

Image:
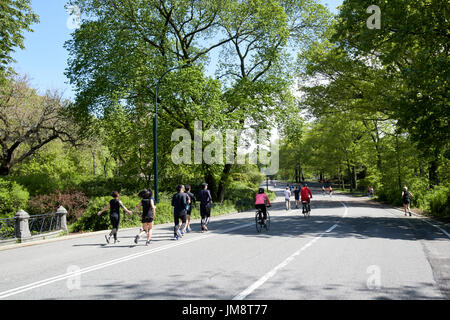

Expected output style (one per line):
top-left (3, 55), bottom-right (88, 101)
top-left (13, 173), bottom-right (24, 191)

top-left (15, 210), bottom-right (31, 242)
top-left (56, 206), bottom-right (68, 234)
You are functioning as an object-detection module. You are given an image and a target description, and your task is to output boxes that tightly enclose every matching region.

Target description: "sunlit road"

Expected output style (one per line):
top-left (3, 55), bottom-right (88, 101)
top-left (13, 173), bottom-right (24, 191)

top-left (0, 183), bottom-right (449, 300)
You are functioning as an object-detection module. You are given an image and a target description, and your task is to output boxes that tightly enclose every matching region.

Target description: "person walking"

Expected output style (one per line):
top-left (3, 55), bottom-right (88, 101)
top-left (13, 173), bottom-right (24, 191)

top-left (402, 186), bottom-right (413, 216)
top-left (97, 191), bottom-right (132, 244)
top-left (284, 187), bottom-right (291, 210)
top-left (134, 189), bottom-right (156, 246)
top-left (184, 185), bottom-right (196, 233)
top-left (293, 186), bottom-right (301, 209)
top-left (197, 183), bottom-right (213, 232)
top-left (171, 185), bottom-right (189, 240)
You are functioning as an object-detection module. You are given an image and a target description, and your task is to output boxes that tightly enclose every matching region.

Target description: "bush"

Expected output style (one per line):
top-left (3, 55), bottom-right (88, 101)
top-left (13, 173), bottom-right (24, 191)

top-left (0, 178), bottom-right (29, 218)
top-left (422, 185), bottom-right (450, 218)
top-left (28, 190), bottom-right (89, 224)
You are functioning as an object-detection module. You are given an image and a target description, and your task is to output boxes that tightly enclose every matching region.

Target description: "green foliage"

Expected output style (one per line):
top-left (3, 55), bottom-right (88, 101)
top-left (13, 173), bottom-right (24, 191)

top-left (0, 178), bottom-right (29, 218)
top-left (0, 0), bottom-right (39, 73)
top-left (422, 186), bottom-right (450, 218)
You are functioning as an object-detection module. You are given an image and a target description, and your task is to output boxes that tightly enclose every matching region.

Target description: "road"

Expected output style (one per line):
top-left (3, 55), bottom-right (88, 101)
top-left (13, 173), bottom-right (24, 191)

top-left (0, 184), bottom-right (449, 300)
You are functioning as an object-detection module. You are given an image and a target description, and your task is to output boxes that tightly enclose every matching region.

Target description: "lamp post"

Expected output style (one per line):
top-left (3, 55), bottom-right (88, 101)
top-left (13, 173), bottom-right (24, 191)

top-left (153, 63), bottom-right (191, 203)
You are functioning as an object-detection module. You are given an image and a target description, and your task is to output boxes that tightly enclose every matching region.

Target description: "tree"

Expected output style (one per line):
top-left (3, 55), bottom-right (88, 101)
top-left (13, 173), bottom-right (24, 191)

top-left (0, 0), bottom-right (39, 78)
top-left (65, 0), bottom-right (331, 200)
top-left (0, 75), bottom-right (78, 176)
top-left (331, 0), bottom-right (449, 184)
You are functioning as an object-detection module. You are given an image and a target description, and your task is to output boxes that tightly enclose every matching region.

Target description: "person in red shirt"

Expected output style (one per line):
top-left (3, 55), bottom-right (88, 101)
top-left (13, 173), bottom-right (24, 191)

top-left (301, 184), bottom-right (313, 215)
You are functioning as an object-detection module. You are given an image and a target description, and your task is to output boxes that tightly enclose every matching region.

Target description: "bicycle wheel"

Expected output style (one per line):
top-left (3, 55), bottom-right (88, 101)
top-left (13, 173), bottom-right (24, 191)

top-left (255, 211), bottom-right (263, 233)
top-left (265, 211), bottom-right (270, 231)
top-left (307, 203), bottom-right (311, 218)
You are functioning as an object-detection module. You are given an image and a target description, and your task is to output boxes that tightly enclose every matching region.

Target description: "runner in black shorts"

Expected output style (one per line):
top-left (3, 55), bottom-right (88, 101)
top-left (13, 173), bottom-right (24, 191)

top-left (98, 191), bottom-right (132, 244)
top-left (134, 189), bottom-right (156, 246)
top-left (197, 183), bottom-right (213, 232)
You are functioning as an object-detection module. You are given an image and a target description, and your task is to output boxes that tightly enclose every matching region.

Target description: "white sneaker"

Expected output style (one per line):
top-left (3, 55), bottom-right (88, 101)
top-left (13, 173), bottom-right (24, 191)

top-left (176, 229), bottom-right (183, 238)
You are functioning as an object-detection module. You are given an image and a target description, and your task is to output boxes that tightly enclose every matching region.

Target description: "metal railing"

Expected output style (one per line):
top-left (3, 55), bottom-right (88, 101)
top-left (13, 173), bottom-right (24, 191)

top-left (0, 217), bottom-right (15, 240)
top-left (28, 213), bottom-right (62, 236)
top-left (0, 207), bottom-right (68, 243)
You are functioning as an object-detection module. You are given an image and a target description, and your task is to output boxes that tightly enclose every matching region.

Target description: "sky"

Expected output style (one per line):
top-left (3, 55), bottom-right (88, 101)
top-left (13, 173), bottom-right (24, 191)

top-left (11, 0), bottom-right (344, 101)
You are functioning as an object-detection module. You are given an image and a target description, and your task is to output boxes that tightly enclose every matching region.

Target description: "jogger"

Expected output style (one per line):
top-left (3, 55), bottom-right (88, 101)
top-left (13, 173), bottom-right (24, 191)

top-left (134, 189), bottom-right (156, 246)
top-left (197, 183), bottom-right (213, 232)
top-left (97, 191), bottom-right (132, 244)
top-left (172, 185), bottom-right (189, 240)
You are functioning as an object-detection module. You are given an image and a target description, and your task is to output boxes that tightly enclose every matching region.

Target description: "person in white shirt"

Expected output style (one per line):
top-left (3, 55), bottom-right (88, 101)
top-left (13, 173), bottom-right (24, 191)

top-left (284, 187), bottom-right (291, 210)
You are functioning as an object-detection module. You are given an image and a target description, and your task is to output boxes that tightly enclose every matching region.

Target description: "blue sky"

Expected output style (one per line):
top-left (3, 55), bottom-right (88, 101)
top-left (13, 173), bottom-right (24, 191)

top-left (11, 0), bottom-right (343, 101)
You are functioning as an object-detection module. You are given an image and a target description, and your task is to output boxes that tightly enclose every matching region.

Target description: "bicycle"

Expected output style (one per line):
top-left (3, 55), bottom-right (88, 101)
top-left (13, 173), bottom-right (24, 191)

top-left (302, 200), bottom-right (311, 218)
top-left (255, 206), bottom-right (271, 233)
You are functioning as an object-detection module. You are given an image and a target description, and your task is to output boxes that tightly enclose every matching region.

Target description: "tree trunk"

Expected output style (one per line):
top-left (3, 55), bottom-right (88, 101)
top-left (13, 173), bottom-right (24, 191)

top-left (216, 163), bottom-right (233, 203)
top-left (352, 166), bottom-right (357, 191)
top-left (395, 134), bottom-right (402, 191)
top-left (428, 159), bottom-right (439, 186)
top-left (346, 159), bottom-right (353, 192)
top-left (0, 164), bottom-right (10, 176)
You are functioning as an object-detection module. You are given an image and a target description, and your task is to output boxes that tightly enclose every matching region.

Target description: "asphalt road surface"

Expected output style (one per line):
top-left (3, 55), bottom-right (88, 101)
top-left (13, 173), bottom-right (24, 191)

top-left (1, 184), bottom-right (449, 300)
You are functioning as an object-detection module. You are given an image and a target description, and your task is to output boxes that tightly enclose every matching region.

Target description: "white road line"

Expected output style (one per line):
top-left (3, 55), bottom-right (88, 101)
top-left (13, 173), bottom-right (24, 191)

top-left (384, 207), bottom-right (450, 240)
top-left (421, 219), bottom-right (450, 239)
top-left (0, 222), bottom-right (253, 299)
top-left (233, 201), bottom-right (348, 300)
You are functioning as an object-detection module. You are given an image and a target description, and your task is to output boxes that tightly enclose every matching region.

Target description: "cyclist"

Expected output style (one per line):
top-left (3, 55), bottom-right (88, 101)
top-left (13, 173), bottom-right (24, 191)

top-left (321, 185), bottom-right (326, 196)
top-left (328, 185), bottom-right (333, 197)
top-left (301, 183), bottom-right (313, 215)
top-left (255, 188), bottom-right (271, 227)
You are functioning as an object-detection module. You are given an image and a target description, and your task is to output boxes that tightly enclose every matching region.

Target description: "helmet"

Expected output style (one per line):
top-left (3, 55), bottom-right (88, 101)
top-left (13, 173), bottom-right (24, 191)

top-left (258, 188), bottom-right (265, 194)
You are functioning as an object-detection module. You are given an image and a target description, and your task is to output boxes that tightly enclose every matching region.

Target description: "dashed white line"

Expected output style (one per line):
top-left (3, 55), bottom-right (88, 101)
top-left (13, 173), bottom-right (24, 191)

top-left (233, 201), bottom-right (348, 300)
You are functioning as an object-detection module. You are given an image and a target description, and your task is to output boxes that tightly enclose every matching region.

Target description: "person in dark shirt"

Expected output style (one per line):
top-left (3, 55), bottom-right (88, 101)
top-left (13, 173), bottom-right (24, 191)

top-left (197, 183), bottom-right (213, 232)
top-left (184, 185), bottom-right (196, 233)
top-left (98, 191), bottom-right (132, 244)
top-left (293, 186), bottom-right (301, 208)
top-left (172, 184), bottom-right (190, 240)
top-left (402, 186), bottom-right (413, 216)
top-left (134, 189), bottom-right (156, 246)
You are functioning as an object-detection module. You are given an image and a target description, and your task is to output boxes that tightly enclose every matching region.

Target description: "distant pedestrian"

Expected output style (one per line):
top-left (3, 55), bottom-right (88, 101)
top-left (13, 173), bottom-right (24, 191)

top-left (172, 185), bottom-right (189, 240)
top-left (134, 189), bottom-right (156, 246)
top-left (402, 187), bottom-right (413, 216)
top-left (97, 191), bottom-right (132, 244)
top-left (184, 185), bottom-right (196, 233)
top-left (284, 187), bottom-right (291, 210)
top-left (197, 183), bottom-right (213, 232)
top-left (293, 186), bottom-right (301, 209)
top-left (328, 186), bottom-right (333, 197)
